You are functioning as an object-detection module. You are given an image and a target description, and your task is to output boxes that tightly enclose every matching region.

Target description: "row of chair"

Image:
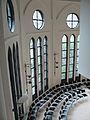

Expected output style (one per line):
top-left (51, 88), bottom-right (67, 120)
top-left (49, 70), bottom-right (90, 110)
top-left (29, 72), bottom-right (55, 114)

top-left (43, 84), bottom-right (87, 120)
top-left (27, 79), bottom-right (90, 120)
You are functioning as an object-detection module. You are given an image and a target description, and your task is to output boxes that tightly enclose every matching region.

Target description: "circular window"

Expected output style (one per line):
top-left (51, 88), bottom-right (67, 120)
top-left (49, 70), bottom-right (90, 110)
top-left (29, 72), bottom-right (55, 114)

top-left (33, 10), bottom-right (44, 30)
top-left (6, 0), bottom-right (15, 32)
top-left (66, 13), bottom-right (79, 29)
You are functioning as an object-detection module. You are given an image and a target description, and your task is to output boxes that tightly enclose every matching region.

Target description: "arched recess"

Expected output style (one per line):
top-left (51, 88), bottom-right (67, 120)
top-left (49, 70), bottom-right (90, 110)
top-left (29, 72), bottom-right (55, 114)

top-left (16, 42), bottom-right (24, 116)
top-left (8, 47), bottom-right (18, 120)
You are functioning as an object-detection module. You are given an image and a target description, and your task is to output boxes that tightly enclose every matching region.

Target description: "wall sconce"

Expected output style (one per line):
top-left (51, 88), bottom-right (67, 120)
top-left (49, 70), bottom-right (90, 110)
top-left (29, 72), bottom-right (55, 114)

top-left (25, 63), bottom-right (31, 93)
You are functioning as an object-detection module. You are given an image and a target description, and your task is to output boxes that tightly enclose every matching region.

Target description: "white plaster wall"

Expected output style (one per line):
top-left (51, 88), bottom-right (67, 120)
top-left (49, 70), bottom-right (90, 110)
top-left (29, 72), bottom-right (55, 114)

top-left (79, 0), bottom-right (90, 79)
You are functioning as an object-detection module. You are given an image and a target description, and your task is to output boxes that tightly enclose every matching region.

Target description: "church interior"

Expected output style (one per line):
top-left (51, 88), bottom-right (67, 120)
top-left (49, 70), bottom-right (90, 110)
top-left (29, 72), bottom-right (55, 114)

top-left (0, 0), bottom-right (90, 120)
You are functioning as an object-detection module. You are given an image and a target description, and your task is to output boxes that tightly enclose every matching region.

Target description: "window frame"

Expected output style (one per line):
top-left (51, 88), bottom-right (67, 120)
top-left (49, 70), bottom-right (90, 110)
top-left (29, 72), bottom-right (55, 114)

top-left (66, 13), bottom-right (79, 29)
top-left (61, 35), bottom-right (68, 83)
top-left (69, 34), bottom-right (75, 82)
top-left (32, 9), bottom-right (45, 30)
top-left (43, 36), bottom-right (48, 91)
top-left (30, 38), bottom-right (37, 100)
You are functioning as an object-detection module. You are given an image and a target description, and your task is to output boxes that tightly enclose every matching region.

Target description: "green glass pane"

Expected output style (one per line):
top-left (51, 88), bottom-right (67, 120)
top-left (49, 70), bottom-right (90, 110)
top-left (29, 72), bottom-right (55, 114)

top-left (62, 35), bottom-right (67, 42)
top-left (37, 56), bottom-right (41, 64)
top-left (62, 51), bottom-right (66, 58)
top-left (61, 73), bottom-right (65, 79)
top-left (30, 59), bottom-right (34, 68)
top-left (38, 74), bottom-right (41, 82)
top-left (69, 50), bottom-right (74, 57)
top-left (37, 47), bottom-right (40, 55)
top-left (69, 72), bottom-right (73, 78)
top-left (62, 59), bottom-right (66, 65)
top-left (32, 87), bottom-right (35, 95)
top-left (32, 78), bottom-right (35, 86)
top-left (69, 58), bottom-right (73, 64)
top-left (62, 66), bottom-right (66, 72)
top-left (62, 43), bottom-right (67, 50)
top-left (37, 39), bottom-right (40, 46)
top-left (69, 65), bottom-right (73, 71)
top-left (30, 39), bottom-right (34, 48)
top-left (31, 69), bottom-right (34, 77)
top-left (44, 38), bottom-right (47, 45)
top-left (70, 35), bottom-right (74, 42)
top-left (70, 43), bottom-right (74, 49)
top-left (30, 49), bottom-right (34, 58)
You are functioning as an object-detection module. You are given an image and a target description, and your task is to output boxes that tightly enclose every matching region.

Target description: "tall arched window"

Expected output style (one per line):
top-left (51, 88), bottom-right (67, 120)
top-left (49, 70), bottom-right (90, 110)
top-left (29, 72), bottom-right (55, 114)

top-left (8, 47), bottom-right (18, 120)
top-left (43, 36), bottom-right (48, 91)
top-left (76, 35), bottom-right (80, 80)
top-left (69, 35), bottom-right (75, 82)
top-left (37, 37), bottom-right (43, 95)
top-left (30, 38), bottom-right (37, 100)
top-left (61, 35), bottom-right (68, 82)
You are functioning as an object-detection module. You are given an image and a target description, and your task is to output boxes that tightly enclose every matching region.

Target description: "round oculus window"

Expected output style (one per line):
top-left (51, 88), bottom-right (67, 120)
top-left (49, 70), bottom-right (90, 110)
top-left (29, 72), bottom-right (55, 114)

top-left (33, 10), bottom-right (45, 30)
top-left (66, 13), bottom-right (79, 29)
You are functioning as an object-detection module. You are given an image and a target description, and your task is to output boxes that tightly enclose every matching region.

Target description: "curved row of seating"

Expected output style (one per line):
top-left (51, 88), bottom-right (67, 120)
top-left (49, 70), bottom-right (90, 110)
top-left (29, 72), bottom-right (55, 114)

top-left (27, 79), bottom-right (90, 120)
top-left (43, 85), bottom-right (87, 120)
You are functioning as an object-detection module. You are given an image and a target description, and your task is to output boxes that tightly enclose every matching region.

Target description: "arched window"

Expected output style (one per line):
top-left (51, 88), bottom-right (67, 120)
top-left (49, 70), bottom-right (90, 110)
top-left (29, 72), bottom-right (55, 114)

top-left (76, 35), bottom-right (80, 80)
top-left (69, 35), bottom-right (75, 81)
top-left (43, 36), bottom-right (48, 91)
top-left (30, 38), bottom-right (37, 100)
top-left (8, 47), bottom-right (18, 120)
top-left (61, 35), bottom-right (68, 81)
top-left (37, 37), bottom-right (43, 95)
